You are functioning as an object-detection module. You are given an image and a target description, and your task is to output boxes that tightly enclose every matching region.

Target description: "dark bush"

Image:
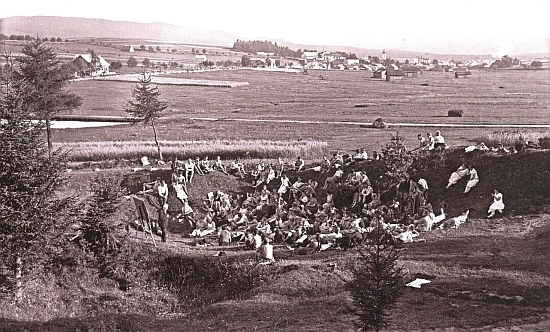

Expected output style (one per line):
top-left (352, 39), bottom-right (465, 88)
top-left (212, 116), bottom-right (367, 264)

top-left (539, 137), bottom-right (550, 149)
top-left (156, 255), bottom-right (277, 308)
top-left (448, 110), bottom-right (464, 117)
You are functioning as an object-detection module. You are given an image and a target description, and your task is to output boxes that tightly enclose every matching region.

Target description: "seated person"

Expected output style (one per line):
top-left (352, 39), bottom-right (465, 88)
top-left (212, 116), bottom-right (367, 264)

top-left (212, 156), bottom-right (228, 175)
top-left (194, 157), bottom-right (205, 175)
top-left (323, 167), bottom-right (344, 189)
top-left (142, 177), bottom-right (161, 194)
top-left (446, 164), bottom-right (469, 189)
top-left (433, 130), bottom-right (446, 149)
top-left (200, 156), bottom-right (213, 173)
top-left (266, 165), bottom-right (276, 184)
top-left (320, 155), bottom-right (332, 173)
top-left (293, 156), bottom-right (305, 172)
top-left (218, 226), bottom-right (232, 246)
top-left (230, 159), bottom-right (247, 178)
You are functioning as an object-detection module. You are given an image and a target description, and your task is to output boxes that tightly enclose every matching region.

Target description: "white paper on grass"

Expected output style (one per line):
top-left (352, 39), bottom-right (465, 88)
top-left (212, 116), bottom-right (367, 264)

top-left (406, 278), bottom-right (431, 288)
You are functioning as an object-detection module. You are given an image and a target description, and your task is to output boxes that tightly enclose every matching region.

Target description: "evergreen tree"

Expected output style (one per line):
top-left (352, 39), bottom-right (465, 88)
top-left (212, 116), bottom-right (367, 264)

top-left (79, 173), bottom-right (128, 287)
top-left (347, 222), bottom-right (406, 331)
top-left (0, 84), bottom-right (78, 303)
top-left (124, 73), bottom-right (168, 161)
top-left (13, 39), bottom-right (82, 156)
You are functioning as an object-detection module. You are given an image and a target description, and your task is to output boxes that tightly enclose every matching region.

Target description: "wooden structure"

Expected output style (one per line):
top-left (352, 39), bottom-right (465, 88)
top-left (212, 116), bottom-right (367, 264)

top-left (454, 70), bottom-right (471, 78)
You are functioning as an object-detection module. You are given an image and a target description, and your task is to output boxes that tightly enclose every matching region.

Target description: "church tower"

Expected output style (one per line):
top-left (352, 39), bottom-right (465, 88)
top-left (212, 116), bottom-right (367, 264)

top-left (382, 49), bottom-right (387, 61)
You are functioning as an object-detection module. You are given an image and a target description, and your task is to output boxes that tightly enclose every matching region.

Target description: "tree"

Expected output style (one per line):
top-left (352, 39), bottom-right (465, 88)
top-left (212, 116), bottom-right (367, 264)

top-left (87, 48), bottom-right (101, 76)
top-left (142, 57), bottom-right (151, 68)
top-left (148, 46), bottom-right (154, 52)
top-left (127, 56), bottom-right (138, 68)
top-left (79, 173), bottom-right (127, 282)
top-left (56, 37), bottom-right (63, 42)
top-left (156, 46), bottom-right (161, 52)
top-left (140, 45), bottom-right (146, 51)
top-left (12, 39), bottom-right (82, 156)
top-left (531, 60), bottom-right (542, 68)
top-left (124, 73), bottom-right (168, 160)
top-left (202, 48), bottom-right (207, 54)
top-left (0, 86), bottom-right (78, 303)
top-left (50, 37), bottom-right (56, 42)
top-left (432, 59), bottom-right (439, 65)
top-left (241, 54), bottom-right (251, 67)
top-left (191, 48), bottom-right (196, 54)
top-left (346, 223), bottom-right (406, 331)
top-left (110, 61), bottom-right (122, 70)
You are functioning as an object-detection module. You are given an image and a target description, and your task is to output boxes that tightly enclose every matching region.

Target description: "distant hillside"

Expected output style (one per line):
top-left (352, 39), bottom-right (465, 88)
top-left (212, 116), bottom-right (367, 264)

top-left (0, 16), bottom-right (238, 47)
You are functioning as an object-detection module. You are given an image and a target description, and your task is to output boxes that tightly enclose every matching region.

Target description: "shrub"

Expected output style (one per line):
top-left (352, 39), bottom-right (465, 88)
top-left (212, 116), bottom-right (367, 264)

top-left (448, 109), bottom-right (464, 117)
top-left (156, 255), bottom-right (274, 308)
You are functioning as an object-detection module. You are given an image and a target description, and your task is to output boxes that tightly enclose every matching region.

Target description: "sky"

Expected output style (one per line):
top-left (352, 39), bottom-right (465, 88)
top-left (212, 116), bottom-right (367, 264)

top-left (3, 0), bottom-right (550, 55)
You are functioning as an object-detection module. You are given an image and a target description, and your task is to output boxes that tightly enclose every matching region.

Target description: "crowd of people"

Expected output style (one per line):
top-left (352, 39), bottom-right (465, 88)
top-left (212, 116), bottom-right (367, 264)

top-left (137, 129), bottom-right (507, 257)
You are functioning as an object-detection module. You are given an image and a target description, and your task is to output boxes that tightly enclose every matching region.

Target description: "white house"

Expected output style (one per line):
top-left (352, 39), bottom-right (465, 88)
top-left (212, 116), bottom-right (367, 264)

top-left (195, 54), bottom-right (208, 62)
top-left (72, 54), bottom-right (110, 77)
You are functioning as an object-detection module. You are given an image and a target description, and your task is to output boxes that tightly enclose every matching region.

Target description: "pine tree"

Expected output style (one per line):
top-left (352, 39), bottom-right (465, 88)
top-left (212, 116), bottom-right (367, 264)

top-left (347, 222), bottom-right (406, 331)
top-left (124, 73), bottom-right (168, 161)
top-left (0, 85), bottom-right (78, 303)
top-left (13, 39), bottom-right (82, 156)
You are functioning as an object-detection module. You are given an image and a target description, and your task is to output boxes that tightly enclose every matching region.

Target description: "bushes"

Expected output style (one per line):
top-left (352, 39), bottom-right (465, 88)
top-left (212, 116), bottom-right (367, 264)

top-left (448, 110), bottom-right (464, 117)
top-left (156, 255), bottom-right (275, 308)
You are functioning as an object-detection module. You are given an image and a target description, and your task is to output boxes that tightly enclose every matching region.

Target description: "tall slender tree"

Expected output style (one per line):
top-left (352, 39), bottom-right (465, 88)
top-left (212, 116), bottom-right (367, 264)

top-left (124, 73), bottom-right (168, 161)
top-left (0, 83), bottom-right (78, 303)
top-left (13, 39), bottom-right (82, 156)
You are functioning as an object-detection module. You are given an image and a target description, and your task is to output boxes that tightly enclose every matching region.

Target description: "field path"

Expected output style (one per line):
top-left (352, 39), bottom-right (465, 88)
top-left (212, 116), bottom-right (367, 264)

top-left (190, 117), bottom-right (550, 128)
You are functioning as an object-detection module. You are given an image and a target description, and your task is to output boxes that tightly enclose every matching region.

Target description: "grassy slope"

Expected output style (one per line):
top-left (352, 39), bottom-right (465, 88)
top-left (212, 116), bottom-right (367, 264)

top-left (1, 150), bottom-right (550, 331)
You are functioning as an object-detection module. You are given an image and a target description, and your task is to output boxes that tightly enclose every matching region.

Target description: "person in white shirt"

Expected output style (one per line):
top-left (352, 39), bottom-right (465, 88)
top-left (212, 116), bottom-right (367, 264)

top-left (464, 166), bottom-right (479, 194)
top-left (433, 130), bottom-right (446, 149)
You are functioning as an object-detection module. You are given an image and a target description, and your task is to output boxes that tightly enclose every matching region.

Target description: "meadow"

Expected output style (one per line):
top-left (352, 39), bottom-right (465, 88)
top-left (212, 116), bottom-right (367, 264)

top-left (54, 68), bottom-right (550, 161)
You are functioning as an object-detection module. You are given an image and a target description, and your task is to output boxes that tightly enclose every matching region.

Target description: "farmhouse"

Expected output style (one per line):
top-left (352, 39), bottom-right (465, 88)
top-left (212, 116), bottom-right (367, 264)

top-left (385, 68), bottom-right (404, 82)
top-left (72, 54), bottom-right (110, 77)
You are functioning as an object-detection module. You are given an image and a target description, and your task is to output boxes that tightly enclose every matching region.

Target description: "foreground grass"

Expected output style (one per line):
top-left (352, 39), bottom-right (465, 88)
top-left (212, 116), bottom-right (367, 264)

top-left (1, 214), bottom-right (548, 332)
top-left (55, 139), bottom-right (329, 162)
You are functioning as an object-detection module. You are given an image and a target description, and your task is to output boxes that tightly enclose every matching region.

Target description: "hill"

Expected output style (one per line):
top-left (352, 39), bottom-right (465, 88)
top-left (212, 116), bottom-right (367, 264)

top-left (0, 16), bottom-right (238, 46)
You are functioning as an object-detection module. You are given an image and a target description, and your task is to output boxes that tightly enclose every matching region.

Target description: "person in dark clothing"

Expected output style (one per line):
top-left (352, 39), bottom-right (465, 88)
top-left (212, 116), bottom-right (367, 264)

top-left (158, 204), bottom-right (169, 243)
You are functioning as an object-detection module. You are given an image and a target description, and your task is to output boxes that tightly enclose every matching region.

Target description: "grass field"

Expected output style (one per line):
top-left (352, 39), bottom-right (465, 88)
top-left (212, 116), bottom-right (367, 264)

top-left (52, 68), bottom-right (549, 156)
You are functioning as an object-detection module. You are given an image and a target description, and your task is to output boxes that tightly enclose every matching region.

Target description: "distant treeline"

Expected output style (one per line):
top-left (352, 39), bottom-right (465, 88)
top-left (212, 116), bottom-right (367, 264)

top-left (232, 40), bottom-right (302, 58)
top-left (0, 34), bottom-right (69, 42)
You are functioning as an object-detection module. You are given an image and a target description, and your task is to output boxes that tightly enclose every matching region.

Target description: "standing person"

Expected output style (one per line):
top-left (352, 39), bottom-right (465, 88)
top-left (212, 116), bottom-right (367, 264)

top-left (158, 204), bottom-right (169, 243)
top-left (157, 179), bottom-right (169, 206)
top-left (277, 157), bottom-right (286, 176)
top-left (464, 166), bottom-right (479, 194)
top-left (488, 189), bottom-right (505, 218)
top-left (180, 198), bottom-right (196, 228)
top-left (184, 158), bottom-right (195, 183)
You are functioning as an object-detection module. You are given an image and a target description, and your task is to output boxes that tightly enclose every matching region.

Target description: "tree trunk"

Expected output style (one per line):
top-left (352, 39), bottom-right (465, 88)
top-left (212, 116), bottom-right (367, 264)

top-left (45, 117), bottom-right (52, 158)
top-left (152, 121), bottom-right (163, 161)
top-left (14, 255), bottom-right (22, 303)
